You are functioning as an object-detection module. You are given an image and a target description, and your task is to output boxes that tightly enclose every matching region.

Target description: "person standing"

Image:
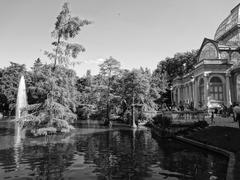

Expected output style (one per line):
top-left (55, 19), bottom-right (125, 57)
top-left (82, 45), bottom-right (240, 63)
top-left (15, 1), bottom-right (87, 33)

top-left (211, 111), bottom-right (215, 124)
top-left (233, 105), bottom-right (240, 127)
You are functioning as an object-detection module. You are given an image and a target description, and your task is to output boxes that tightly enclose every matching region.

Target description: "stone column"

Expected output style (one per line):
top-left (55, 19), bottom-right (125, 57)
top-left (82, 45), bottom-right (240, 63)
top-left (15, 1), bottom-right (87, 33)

top-left (189, 83), bottom-right (192, 102)
top-left (172, 88), bottom-right (175, 103)
top-left (189, 84), bottom-right (192, 102)
top-left (226, 72), bottom-right (232, 107)
top-left (191, 79), bottom-right (194, 102)
top-left (182, 86), bottom-right (184, 102)
top-left (183, 85), bottom-right (186, 101)
top-left (184, 85), bottom-right (187, 102)
top-left (178, 87), bottom-right (180, 104)
top-left (188, 84), bottom-right (190, 102)
top-left (179, 86), bottom-right (182, 103)
top-left (193, 77), bottom-right (198, 109)
top-left (204, 73), bottom-right (209, 108)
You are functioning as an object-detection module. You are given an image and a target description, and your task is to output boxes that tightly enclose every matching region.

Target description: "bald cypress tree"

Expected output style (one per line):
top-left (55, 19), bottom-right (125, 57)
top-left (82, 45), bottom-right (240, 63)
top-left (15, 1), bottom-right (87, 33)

top-left (99, 57), bottom-right (121, 124)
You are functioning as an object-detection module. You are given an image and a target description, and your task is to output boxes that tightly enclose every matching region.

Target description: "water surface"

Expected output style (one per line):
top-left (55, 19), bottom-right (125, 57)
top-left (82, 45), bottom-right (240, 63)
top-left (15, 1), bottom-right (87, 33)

top-left (0, 120), bottom-right (228, 180)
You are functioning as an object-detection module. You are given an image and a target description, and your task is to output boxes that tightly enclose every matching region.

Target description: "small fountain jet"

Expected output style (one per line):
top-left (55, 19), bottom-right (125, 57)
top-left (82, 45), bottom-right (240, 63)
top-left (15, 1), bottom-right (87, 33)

top-left (16, 75), bottom-right (28, 118)
top-left (14, 75), bottom-right (28, 170)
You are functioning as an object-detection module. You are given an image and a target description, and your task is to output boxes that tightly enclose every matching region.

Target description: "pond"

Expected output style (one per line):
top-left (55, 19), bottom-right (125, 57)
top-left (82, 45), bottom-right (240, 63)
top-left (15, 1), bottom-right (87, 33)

top-left (0, 120), bottom-right (228, 180)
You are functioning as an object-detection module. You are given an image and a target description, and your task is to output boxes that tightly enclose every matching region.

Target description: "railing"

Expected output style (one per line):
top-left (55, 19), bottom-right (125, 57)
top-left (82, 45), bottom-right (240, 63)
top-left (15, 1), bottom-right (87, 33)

top-left (162, 110), bottom-right (207, 121)
top-left (142, 110), bottom-right (208, 121)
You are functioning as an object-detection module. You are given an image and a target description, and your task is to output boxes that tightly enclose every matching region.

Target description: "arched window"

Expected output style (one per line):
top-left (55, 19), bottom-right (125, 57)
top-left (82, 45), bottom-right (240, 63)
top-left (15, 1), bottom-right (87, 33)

top-left (209, 77), bottom-right (223, 101)
top-left (199, 79), bottom-right (204, 105)
top-left (199, 43), bottom-right (218, 61)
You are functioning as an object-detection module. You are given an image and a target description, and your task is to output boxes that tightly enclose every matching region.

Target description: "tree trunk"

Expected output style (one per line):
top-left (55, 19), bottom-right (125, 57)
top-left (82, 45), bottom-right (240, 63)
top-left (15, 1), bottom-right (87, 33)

top-left (105, 71), bottom-right (112, 125)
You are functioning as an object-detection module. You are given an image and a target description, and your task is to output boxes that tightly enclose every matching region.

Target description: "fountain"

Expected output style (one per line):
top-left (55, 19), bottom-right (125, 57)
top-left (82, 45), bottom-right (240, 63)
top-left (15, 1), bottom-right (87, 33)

top-left (14, 75), bottom-right (28, 169)
top-left (15, 75), bottom-right (28, 143)
top-left (16, 75), bottom-right (28, 119)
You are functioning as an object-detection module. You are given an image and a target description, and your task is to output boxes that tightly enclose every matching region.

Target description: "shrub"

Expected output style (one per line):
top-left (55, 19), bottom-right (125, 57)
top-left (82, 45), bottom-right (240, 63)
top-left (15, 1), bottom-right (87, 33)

top-left (152, 114), bottom-right (172, 130)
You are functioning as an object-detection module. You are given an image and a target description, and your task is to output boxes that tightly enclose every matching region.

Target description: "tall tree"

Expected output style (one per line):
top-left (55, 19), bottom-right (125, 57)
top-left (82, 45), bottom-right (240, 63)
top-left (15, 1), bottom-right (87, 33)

top-left (45, 2), bottom-right (91, 68)
top-left (18, 3), bottom-right (91, 136)
top-left (153, 50), bottom-right (198, 105)
top-left (120, 69), bottom-right (156, 126)
top-left (99, 57), bottom-right (121, 124)
top-left (156, 50), bottom-right (198, 84)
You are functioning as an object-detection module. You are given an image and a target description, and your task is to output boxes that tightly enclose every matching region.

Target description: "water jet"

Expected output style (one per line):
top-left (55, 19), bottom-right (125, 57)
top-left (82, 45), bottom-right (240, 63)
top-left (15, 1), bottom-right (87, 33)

top-left (14, 75), bottom-right (28, 169)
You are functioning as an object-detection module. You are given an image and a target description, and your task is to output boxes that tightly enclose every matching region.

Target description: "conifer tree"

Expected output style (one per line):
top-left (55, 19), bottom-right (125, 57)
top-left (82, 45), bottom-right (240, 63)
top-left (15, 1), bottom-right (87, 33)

top-left (99, 57), bottom-right (121, 124)
top-left (18, 3), bottom-right (91, 136)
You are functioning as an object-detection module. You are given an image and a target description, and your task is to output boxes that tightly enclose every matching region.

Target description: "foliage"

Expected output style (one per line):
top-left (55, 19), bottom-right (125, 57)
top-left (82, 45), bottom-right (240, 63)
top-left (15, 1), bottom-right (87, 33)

top-left (44, 2), bottom-right (91, 68)
top-left (98, 57), bottom-right (121, 123)
top-left (27, 58), bottom-right (47, 105)
top-left (151, 68), bottom-right (168, 99)
top-left (99, 57), bottom-right (121, 76)
top-left (119, 68), bottom-right (157, 122)
top-left (0, 62), bottom-right (29, 115)
top-left (152, 114), bottom-right (172, 130)
top-left (153, 50), bottom-right (198, 106)
top-left (0, 3), bottom-right (200, 130)
top-left (18, 3), bottom-right (90, 136)
top-left (76, 105), bottom-right (94, 119)
top-left (155, 50), bottom-right (198, 84)
top-left (18, 64), bottom-right (80, 136)
top-left (75, 66), bottom-right (159, 124)
top-left (76, 71), bottom-right (106, 120)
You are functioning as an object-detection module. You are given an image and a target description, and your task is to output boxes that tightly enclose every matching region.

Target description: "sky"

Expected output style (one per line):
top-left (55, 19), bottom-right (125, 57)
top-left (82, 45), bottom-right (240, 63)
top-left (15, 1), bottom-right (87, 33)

top-left (0, 0), bottom-right (239, 77)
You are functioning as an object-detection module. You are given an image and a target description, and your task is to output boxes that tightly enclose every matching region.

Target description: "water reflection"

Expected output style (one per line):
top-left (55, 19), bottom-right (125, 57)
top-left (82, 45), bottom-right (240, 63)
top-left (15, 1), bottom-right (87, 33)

top-left (0, 121), bottom-right (227, 180)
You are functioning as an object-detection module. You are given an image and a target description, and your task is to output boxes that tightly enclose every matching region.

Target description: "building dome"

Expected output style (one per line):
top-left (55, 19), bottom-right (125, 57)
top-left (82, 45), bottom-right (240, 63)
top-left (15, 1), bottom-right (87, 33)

top-left (214, 3), bottom-right (240, 43)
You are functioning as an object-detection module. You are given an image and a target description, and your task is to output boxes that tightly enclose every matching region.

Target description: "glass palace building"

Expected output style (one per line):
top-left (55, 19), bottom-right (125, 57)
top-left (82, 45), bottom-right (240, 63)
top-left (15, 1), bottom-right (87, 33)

top-left (172, 3), bottom-right (240, 109)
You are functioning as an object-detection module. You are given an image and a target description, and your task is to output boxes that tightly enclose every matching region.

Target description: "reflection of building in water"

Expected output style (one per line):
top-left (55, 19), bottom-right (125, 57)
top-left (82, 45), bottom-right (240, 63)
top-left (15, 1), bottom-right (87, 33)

top-left (172, 3), bottom-right (240, 109)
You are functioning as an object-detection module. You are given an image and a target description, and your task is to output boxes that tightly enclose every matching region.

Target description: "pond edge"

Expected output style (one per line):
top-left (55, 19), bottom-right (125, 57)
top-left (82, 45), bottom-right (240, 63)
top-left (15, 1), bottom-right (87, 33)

top-left (175, 136), bottom-right (235, 180)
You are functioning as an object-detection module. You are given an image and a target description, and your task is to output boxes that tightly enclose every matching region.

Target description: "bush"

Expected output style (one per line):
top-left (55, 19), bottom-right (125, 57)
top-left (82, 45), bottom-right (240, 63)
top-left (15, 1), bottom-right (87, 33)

top-left (76, 105), bottom-right (93, 120)
top-left (193, 120), bottom-right (208, 128)
top-left (152, 114), bottom-right (172, 129)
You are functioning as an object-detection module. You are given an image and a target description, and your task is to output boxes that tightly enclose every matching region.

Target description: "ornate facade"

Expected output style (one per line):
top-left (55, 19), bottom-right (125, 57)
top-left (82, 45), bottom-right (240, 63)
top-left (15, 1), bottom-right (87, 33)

top-left (172, 3), bottom-right (240, 109)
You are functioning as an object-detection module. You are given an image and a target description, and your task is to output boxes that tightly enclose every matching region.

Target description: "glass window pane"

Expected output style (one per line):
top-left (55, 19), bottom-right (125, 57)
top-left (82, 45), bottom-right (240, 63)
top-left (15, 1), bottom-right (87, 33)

top-left (210, 94), bottom-right (213, 99)
top-left (209, 79), bottom-right (224, 101)
top-left (210, 86), bottom-right (213, 92)
top-left (210, 77), bottom-right (222, 83)
top-left (219, 86), bottom-right (223, 92)
top-left (219, 94), bottom-right (223, 100)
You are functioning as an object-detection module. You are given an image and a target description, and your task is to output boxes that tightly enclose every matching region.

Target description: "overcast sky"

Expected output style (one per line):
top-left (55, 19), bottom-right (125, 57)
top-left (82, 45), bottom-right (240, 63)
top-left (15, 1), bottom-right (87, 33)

top-left (0, 0), bottom-right (239, 76)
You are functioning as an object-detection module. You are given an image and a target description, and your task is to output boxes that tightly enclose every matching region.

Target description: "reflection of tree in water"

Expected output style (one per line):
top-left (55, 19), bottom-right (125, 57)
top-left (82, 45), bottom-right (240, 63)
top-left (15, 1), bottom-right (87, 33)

top-left (76, 129), bottom-right (161, 180)
top-left (78, 130), bottom-right (227, 180)
top-left (0, 134), bottom-right (77, 179)
top-left (0, 128), bottom-right (228, 180)
top-left (0, 148), bottom-right (19, 172)
top-left (22, 141), bottom-right (76, 179)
